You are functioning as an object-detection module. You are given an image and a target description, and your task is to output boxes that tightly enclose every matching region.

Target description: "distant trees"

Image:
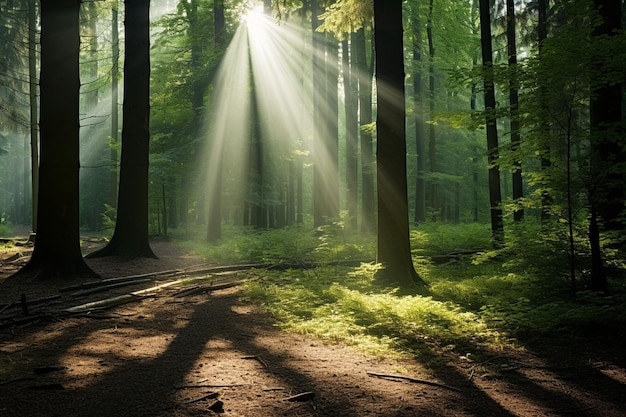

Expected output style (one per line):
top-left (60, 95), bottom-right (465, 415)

top-left (0, 0), bottom-right (623, 293)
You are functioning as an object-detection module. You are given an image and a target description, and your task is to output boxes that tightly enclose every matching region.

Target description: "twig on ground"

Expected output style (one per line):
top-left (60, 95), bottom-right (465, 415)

top-left (176, 383), bottom-right (249, 389)
top-left (0, 376), bottom-right (36, 386)
top-left (242, 355), bottom-right (268, 368)
top-left (367, 371), bottom-right (462, 392)
top-left (286, 391), bottom-right (315, 402)
top-left (182, 391), bottom-right (219, 404)
top-left (68, 279), bottom-right (152, 297)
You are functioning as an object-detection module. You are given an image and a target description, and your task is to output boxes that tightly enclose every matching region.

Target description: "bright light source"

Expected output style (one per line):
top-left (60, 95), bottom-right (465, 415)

top-left (243, 4), bottom-right (265, 28)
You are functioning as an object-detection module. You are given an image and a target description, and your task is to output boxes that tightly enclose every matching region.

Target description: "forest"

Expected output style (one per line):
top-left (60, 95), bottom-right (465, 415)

top-left (1, 0), bottom-right (626, 416)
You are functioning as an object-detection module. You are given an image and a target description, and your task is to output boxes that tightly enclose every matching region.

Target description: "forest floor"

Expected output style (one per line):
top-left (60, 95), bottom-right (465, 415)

top-left (0, 232), bottom-right (625, 417)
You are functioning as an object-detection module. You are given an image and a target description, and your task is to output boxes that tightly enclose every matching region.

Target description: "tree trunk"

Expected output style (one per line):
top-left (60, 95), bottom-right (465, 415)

top-left (374, 0), bottom-right (423, 288)
top-left (427, 0), bottom-right (437, 219)
top-left (506, 0), bottom-right (523, 222)
top-left (479, 0), bottom-right (504, 246)
top-left (110, 1), bottom-right (119, 210)
top-left (19, 0), bottom-right (98, 280)
top-left (88, 0), bottom-right (156, 259)
top-left (28, 0), bottom-right (38, 232)
top-left (589, 0), bottom-right (624, 231)
top-left (587, 0), bottom-right (623, 291)
top-left (207, 0), bottom-right (225, 240)
top-left (411, 9), bottom-right (426, 225)
top-left (538, 0), bottom-right (552, 224)
top-left (343, 38), bottom-right (359, 230)
top-left (354, 27), bottom-right (374, 233)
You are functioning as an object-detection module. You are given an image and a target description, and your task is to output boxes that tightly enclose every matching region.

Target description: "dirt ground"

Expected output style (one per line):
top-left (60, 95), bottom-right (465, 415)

top-left (1, 236), bottom-right (625, 417)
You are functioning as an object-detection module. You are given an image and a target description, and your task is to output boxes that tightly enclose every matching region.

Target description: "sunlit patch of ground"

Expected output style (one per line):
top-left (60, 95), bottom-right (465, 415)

top-left (2, 242), bottom-right (625, 416)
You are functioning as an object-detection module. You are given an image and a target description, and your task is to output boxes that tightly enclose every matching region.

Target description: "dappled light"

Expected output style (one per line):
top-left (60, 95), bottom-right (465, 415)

top-left (1, 0), bottom-right (626, 416)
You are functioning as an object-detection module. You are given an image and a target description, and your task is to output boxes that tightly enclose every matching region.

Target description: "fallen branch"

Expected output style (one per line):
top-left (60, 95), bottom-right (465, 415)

top-left (64, 279), bottom-right (187, 313)
top-left (242, 355), bottom-right (268, 368)
top-left (0, 376), bottom-right (36, 386)
top-left (174, 279), bottom-right (255, 298)
top-left (366, 371), bottom-right (462, 392)
top-left (286, 391), bottom-right (315, 402)
top-left (182, 392), bottom-right (219, 404)
top-left (69, 279), bottom-right (152, 297)
top-left (0, 301), bottom-right (15, 315)
top-left (64, 294), bottom-right (145, 313)
top-left (0, 313), bottom-right (54, 330)
top-left (60, 273), bottom-right (176, 293)
top-left (176, 383), bottom-right (248, 389)
top-left (0, 295), bottom-right (61, 312)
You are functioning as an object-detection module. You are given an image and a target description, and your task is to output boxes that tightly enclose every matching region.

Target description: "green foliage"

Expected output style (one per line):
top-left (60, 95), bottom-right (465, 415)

top-left (178, 225), bottom-right (320, 264)
top-left (0, 133), bottom-right (8, 155)
top-left (246, 263), bottom-right (505, 361)
top-left (318, 0), bottom-right (373, 37)
top-left (0, 221), bottom-right (12, 237)
top-left (411, 222), bottom-right (492, 256)
top-left (100, 204), bottom-right (116, 237)
top-left (238, 222), bottom-right (626, 361)
top-left (313, 212), bottom-right (375, 263)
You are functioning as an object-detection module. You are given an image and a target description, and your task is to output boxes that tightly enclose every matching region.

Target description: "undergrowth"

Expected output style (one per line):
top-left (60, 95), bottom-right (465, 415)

top-left (245, 264), bottom-right (507, 362)
top-left (0, 222), bottom-right (13, 238)
top-left (180, 220), bottom-right (626, 359)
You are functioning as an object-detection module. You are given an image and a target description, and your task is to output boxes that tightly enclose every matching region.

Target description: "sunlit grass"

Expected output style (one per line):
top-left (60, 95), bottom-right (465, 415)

top-left (175, 221), bottom-right (626, 359)
top-left (245, 263), bottom-right (508, 362)
top-left (174, 218), bottom-right (374, 265)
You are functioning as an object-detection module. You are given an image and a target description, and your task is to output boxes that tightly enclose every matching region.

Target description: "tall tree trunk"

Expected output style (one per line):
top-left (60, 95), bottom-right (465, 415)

top-left (479, 0), bottom-right (504, 245)
top-left (354, 27), bottom-right (374, 233)
top-left (88, 0), bottom-right (155, 259)
top-left (343, 38), bottom-right (358, 230)
top-left (248, 38), bottom-right (264, 229)
top-left (28, 0), bottom-right (38, 232)
top-left (82, 0), bottom-right (101, 231)
top-left (207, 0), bottom-right (225, 240)
top-left (312, 1), bottom-right (331, 227)
top-left (506, 0), bottom-right (523, 222)
top-left (411, 9), bottom-right (426, 225)
top-left (110, 1), bottom-right (119, 210)
top-left (587, 0), bottom-right (623, 291)
top-left (589, 0), bottom-right (624, 231)
top-left (374, 0), bottom-right (423, 288)
top-left (538, 0), bottom-right (552, 223)
top-left (427, 0), bottom-right (437, 219)
top-left (19, 0), bottom-right (98, 280)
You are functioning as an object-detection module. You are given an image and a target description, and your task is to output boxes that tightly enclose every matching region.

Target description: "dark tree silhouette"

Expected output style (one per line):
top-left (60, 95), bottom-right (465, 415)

top-left (587, 0), bottom-right (624, 291)
top-left (18, 0), bottom-right (98, 280)
top-left (88, 0), bottom-right (155, 259)
top-left (479, 0), bottom-right (504, 246)
top-left (373, 0), bottom-right (423, 288)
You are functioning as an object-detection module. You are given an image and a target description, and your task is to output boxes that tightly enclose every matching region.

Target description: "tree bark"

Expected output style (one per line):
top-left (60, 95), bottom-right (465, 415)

top-left (587, 0), bottom-right (623, 291)
top-left (88, 0), bottom-right (156, 259)
top-left (110, 1), bottom-right (119, 209)
top-left (506, 0), bottom-right (523, 222)
top-left (27, 0), bottom-right (38, 232)
top-left (411, 9), bottom-right (426, 225)
top-left (206, 0), bottom-right (225, 240)
top-left (354, 27), bottom-right (374, 233)
top-left (19, 0), bottom-right (98, 280)
top-left (374, 0), bottom-right (423, 288)
top-left (343, 38), bottom-right (359, 230)
top-left (427, 0), bottom-right (437, 219)
top-left (479, 0), bottom-right (504, 246)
